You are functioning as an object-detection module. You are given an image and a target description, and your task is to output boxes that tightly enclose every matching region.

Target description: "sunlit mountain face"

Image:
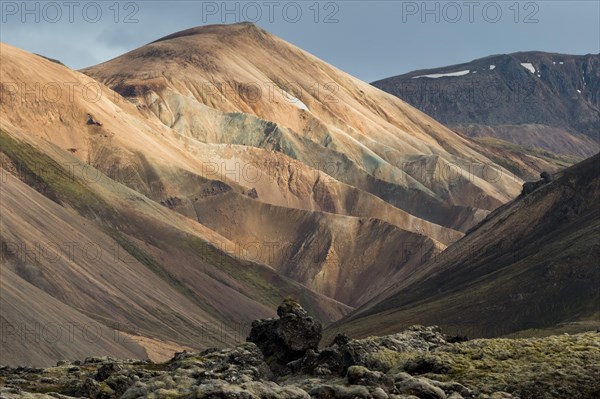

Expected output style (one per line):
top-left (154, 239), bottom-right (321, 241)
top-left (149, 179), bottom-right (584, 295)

top-left (1, 8), bottom-right (599, 399)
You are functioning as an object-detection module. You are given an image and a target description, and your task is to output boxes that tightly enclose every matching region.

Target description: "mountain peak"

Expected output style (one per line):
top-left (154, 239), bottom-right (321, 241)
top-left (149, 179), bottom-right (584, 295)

top-left (151, 22), bottom-right (267, 44)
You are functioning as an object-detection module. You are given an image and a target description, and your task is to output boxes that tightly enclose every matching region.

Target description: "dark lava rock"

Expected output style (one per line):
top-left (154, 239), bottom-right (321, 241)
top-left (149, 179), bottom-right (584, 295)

top-left (446, 335), bottom-right (469, 343)
top-left (330, 333), bottom-right (350, 347)
top-left (403, 357), bottom-right (451, 375)
top-left (72, 377), bottom-right (102, 398)
top-left (521, 180), bottom-right (544, 195)
top-left (347, 365), bottom-right (394, 390)
top-left (160, 196), bottom-right (182, 209)
top-left (95, 362), bottom-right (123, 381)
top-left (86, 114), bottom-right (103, 126)
top-left (522, 171), bottom-right (554, 196)
top-left (541, 171), bottom-right (553, 182)
top-left (247, 187), bottom-right (259, 198)
top-left (200, 180), bottom-right (231, 197)
top-left (247, 299), bottom-right (322, 375)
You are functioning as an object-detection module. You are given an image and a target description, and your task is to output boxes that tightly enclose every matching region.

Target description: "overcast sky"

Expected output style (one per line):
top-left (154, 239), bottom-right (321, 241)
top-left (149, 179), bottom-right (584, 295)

top-left (1, 1), bottom-right (599, 82)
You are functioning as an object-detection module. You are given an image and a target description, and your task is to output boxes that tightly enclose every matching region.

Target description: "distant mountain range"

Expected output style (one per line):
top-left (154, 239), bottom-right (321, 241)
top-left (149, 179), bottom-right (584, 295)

top-left (373, 52), bottom-right (600, 160)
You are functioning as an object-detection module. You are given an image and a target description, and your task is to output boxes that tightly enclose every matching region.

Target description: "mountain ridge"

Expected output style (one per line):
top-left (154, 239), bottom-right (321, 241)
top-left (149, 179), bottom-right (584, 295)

top-left (81, 23), bottom-right (523, 303)
top-left (373, 51), bottom-right (600, 160)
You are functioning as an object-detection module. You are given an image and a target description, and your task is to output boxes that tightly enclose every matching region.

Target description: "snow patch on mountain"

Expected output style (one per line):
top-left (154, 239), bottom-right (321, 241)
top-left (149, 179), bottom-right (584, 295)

top-left (520, 63), bottom-right (536, 73)
top-left (413, 70), bottom-right (470, 79)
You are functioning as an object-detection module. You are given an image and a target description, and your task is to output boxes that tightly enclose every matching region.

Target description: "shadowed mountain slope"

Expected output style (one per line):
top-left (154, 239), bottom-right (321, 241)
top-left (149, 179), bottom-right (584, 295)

top-left (328, 154), bottom-right (600, 339)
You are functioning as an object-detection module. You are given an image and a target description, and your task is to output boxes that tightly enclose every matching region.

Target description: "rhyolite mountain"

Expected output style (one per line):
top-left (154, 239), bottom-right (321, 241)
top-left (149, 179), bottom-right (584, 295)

top-left (0, 42), bottom-right (346, 367)
top-left (0, 23), bottom-right (526, 366)
top-left (373, 52), bottom-right (600, 162)
top-left (328, 154), bottom-right (600, 340)
top-left (81, 23), bottom-right (525, 304)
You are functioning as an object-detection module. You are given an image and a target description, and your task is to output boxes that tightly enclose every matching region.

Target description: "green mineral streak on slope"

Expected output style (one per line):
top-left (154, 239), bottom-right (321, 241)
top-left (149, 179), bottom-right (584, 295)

top-left (106, 229), bottom-right (231, 341)
top-left (186, 235), bottom-right (293, 308)
top-left (0, 130), bottom-right (255, 344)
top-left (0, 129), bottom-right (338, 339)
top-left (185, 235), bottom-right (333, 322)
top-left (0, 130), bottom-right (110, 218)
top-left (474, 136), bottom-right (582, 165)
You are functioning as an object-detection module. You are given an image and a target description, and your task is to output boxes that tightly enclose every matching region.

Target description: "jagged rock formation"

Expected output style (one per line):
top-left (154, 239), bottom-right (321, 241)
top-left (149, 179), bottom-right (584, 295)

top-left (1, 301), bottom-right (598, 399)
top-left (247, 298), bottom-right (323, 374)
top-left (520, 171), bottom-right (553, 195)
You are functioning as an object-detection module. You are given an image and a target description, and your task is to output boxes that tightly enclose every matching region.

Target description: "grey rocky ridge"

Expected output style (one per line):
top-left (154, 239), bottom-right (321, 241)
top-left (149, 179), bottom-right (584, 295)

top-left (372, 52), bottom-right (600, 180)
top-left (372, 52), bottom-right (600, 159)
top-left (1, 300), bottom-right (598, 399)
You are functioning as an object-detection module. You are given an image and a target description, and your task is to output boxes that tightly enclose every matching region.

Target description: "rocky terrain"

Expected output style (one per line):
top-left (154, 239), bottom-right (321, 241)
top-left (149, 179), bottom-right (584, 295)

top-left (373, 52), bottom-right (600, 175)
top-left (1, 301), bottom-right (598, 399)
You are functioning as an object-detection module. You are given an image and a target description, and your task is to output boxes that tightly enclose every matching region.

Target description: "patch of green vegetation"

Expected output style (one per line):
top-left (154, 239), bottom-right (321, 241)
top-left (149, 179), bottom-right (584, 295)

top-left (368, 349), bottom-right (406, 371)
top-left (136, 362), bottom-right (168, 372)
top-left (186, 236), bottom-right (284, 307)
top-left (487, 155), bottom-right (525, 178)
top-left (0, 130), bottom-right (111, 219)
top-left (151, 388), bottom-right (190, 399)
top-left (166, 355), bottom-right (207, 370)
top-left (376, 333), bottom-right (600, 398)
top-left (474, 136), bottom-right (582, 166)
top-left (29, 384), bottom-right (71, 394)
top-left (107, 230), bottom-right (227, 343)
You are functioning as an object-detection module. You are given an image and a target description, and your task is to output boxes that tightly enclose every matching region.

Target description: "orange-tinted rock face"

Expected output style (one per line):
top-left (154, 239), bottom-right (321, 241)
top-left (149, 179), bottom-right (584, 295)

top-left (1, 23), bottom-right (528, 365)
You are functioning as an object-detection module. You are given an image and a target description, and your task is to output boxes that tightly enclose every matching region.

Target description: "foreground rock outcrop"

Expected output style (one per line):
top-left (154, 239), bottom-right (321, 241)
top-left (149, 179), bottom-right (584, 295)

top-left (1, 301), bottom-right (599, 399)
top-left (247, 298), bottom-right (322, 375)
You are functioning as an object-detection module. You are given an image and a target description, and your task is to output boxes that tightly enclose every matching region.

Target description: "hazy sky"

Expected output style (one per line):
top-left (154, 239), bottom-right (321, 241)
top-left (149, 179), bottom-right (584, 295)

top-left (1, 1), bottom-right (599, 82)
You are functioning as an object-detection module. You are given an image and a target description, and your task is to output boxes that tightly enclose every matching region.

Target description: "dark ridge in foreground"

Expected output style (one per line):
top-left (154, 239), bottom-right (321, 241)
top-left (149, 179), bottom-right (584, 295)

top-left (1, 301), bottom-right (599, 399)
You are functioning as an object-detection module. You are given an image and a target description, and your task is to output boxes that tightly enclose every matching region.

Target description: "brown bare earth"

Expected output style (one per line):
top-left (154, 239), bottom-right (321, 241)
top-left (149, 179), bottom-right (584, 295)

top-left (119, 333), bottom-right (194, 363)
